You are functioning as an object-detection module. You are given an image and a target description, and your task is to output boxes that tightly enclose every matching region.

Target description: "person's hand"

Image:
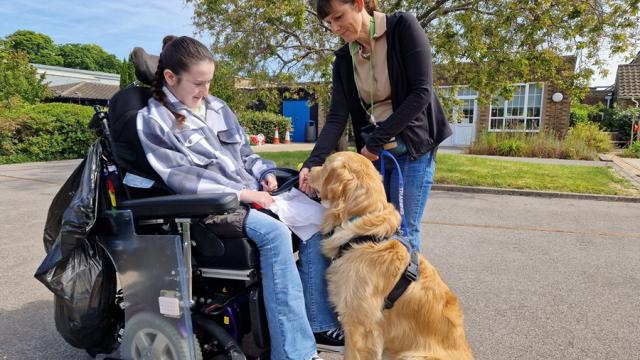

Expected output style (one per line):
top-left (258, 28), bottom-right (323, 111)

top-left (360, 146), bottom-right (379, 161)
top-left (260, 173), bottom-right (278, 193)
top-left (298, 167), bottom-right (314, 195)
top-left (239, 189), bottom-right (275, 208)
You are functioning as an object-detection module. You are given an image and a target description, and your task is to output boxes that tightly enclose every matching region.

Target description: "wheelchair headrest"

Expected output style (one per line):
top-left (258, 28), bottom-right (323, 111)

top-left (131, 47), bottom-right (159, 86)
top-left (109, 86), bottom-right (151, 125)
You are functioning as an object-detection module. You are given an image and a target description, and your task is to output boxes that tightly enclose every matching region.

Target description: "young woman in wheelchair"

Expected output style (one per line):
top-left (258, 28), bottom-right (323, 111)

top-left (136, 35), bottom-right (343, 360)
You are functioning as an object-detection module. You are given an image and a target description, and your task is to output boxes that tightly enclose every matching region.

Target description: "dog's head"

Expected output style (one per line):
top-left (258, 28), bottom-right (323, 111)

top-left (309, 151), bottom-right (400, 238)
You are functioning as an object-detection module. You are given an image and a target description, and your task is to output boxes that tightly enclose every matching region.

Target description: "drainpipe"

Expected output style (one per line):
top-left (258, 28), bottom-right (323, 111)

top-left (632, 97), bottom-right (639, 143)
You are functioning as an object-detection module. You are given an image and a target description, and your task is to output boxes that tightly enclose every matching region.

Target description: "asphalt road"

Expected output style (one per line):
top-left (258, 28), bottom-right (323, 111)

top-left (1, 160), bottom-right (639, 360)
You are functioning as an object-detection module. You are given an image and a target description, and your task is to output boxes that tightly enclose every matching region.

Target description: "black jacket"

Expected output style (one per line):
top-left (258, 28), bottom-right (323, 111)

top-left (303, 12), bottom-right (452, 168)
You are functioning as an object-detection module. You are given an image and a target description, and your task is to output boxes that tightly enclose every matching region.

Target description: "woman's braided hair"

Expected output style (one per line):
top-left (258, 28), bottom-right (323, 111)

top-left (151, 35), bottom-right (214, 125)
top-left (315, 0), bottom-right (378, 19)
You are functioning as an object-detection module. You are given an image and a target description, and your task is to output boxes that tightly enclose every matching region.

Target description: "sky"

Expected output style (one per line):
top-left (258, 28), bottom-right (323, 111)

top-left (0, 0), bottom-right (209, 62)
top-left (0, 0), bottom-right (626, 86)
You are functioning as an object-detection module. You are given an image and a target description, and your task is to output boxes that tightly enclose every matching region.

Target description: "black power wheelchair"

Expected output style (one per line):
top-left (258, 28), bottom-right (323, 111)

top-left (58, 47), bottom-right (304, 360)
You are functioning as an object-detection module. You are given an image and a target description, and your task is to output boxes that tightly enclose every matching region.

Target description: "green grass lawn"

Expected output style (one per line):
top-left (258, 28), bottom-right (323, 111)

top-left (257, 150), bottom-right (310, 169)
top-left (257, 150), bottom-right (639, 196)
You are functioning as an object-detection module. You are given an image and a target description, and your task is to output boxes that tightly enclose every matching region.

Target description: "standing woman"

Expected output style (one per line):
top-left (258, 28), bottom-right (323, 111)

top-left (300, 0), bottom-right (452, 251)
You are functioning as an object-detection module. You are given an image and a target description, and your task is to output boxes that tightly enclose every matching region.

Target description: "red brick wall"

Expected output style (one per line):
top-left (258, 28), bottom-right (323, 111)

top-left (542, 83), bottom-right (571, 137)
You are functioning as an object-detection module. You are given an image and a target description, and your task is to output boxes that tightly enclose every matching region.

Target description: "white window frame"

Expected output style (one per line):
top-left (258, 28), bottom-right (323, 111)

top-left (488, 82), bottom-right (545, 133)
top-left (437, 85), bottom-right (478, 124)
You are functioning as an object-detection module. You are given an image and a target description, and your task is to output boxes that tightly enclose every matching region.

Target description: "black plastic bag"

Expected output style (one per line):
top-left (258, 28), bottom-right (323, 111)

top-left (35, 140), bottom-right (102, 296)
top-left (52, 238), bottom-right (120, 354)
top-left (42, 159), bottom-right (85, 253)
top-left (34, 140), bottom-right (121, 352)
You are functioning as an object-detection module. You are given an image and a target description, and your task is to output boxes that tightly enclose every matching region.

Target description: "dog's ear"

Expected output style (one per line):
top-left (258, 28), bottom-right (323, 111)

top-left (323, 158), bottom-right (358, 204)
top-left (308, 166), bottom-right (324, 193)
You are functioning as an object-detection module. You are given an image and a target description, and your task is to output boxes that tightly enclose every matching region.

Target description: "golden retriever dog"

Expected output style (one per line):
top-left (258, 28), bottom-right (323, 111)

top-left (309, 151), bottom-right (473, 360)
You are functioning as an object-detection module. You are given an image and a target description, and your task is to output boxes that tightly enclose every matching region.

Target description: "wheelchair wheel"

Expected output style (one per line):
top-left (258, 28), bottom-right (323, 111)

top-left (121, 312), bottom-right (203, 360)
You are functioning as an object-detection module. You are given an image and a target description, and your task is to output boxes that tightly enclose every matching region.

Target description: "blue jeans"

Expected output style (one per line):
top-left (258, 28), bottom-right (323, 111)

top-left (299, 232), bottom-right (339, 332)
top-left (374, 150), bottom-right (436, 252)
top-left (244, 209), bottom-right (317, 360)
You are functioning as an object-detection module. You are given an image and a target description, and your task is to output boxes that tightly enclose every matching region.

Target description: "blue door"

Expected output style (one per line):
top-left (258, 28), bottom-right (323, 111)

top-left (282, 100), bottom-right (310, 142)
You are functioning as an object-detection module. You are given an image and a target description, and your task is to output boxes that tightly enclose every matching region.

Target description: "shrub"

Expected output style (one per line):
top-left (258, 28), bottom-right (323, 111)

top-left (237, 110), bottom-right (292, 143)
top-left (601, 107), bottom-right (640, 143)
top-left (468, 129), bottom-right (600, 160)
top-left (565, 121), bottom-right (612, 153)
top-left (522, 131), bottom-right (562, 158)
top-left (560, 137), bottom-right (597, 160)
top-left (496, 138), bottom-right (524, 157)
top-left (570, 103), bottom-right (602, 127)
top-left (620, 141), bottom-right (640, 158)
top-left (467, 131), bottom-right (497, 155)
top-left (0, 46), bottom-right (51, 106)
top-left (0, 102), bottom-right (95, 161)
top-left (0, 106), bottom-right (18, 155)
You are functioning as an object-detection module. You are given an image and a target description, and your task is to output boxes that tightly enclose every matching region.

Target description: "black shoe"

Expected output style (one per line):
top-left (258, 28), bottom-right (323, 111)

top-left (314, 328), bottom-right (345, 354)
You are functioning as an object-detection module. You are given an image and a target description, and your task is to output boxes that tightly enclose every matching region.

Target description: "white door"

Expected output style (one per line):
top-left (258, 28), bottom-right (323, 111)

top-left (442, 98), bottom-right (477, 147)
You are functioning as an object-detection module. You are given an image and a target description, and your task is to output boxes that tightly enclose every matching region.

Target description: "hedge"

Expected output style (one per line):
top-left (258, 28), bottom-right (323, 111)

top-left (237, 110), bottom-right (292, 143)
top-left (0, 102), bottom-right (95, 162)
top-left (0, 104), bottom-right (294, 164)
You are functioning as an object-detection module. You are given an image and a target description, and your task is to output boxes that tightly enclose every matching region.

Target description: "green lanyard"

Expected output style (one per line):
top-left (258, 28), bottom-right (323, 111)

top-left (350, 15), bottom-right (377, 124)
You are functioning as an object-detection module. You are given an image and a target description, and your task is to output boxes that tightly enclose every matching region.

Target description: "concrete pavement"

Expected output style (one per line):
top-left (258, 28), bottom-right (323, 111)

top-left (423, 191), bottom-right (640, 360)
top-left (2, 159), bottom-right (640, 359)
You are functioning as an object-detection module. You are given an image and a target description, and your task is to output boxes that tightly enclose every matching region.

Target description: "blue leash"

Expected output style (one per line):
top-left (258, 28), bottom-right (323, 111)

top-left (378, 150), bottom-right (409, 239)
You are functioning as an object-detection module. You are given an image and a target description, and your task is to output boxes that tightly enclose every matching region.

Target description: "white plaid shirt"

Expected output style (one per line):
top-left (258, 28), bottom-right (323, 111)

top-left (136, 87), bottom-right (275, 198)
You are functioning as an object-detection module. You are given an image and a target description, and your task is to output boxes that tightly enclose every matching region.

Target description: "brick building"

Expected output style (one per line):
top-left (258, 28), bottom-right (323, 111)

top-left (438, 57), bottom-right (576, 147)
top-left (612, 52), bottom-right (640, 110)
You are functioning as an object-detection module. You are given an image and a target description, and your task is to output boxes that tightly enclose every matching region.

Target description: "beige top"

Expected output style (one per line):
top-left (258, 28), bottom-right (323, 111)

top-left (351, 11), bottom-right (393, 124)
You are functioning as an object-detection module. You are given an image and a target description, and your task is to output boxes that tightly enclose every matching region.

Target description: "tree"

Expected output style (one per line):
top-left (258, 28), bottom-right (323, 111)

top-left (209, 60), bottom-right (250, 110)
top-left (0, 41), bottom-right (50, 107)
top-left (5, 30), bottom-right (122, 74)
top-left (58, 43), bottom-right (121, 74)
top-left (5, 30), bottom-right (63, 66)
top-left (119, 54), bottom-right (137, 88)
top-left (186, 0), bottom-right (640, 102)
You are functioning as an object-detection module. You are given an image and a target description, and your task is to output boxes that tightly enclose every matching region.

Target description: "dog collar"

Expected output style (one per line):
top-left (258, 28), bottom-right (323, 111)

top-left (332, 234), bottom-right (385, 261)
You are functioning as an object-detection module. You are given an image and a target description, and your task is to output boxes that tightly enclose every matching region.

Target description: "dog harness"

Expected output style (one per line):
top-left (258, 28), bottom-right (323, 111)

top-left (332, 234), bottom-right (420, 310)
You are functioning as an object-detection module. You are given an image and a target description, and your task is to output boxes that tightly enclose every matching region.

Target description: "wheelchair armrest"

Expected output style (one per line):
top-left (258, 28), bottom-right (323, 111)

top-left (119, 193), bottom-right (238, 219)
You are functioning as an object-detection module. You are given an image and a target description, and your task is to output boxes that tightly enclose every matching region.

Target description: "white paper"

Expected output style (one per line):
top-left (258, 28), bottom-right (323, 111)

top-left (269, 188), bottom-right (324, 242)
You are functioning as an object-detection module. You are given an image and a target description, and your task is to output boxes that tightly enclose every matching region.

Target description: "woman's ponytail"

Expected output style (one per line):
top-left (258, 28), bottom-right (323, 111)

top-left (151, 57), bottom-right (186, 125)
top-left (364, 0), bottom-right (377, 14)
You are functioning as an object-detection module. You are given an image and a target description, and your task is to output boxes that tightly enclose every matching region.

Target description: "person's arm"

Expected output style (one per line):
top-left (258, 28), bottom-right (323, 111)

top-left (137, 110), bottom-right (246, 198)
top-left (302, 59), bottom-right (350, 170)
top-left (366, 13), bottom-right (434, 155)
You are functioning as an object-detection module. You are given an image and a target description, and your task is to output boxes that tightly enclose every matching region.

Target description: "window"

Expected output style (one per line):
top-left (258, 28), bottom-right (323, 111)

top-left (489, 83), bottom-right (544, 132)
top-left (437, 86), bottom-right (478, 124)
top-left (458, 98), bottom-right (476, 124)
